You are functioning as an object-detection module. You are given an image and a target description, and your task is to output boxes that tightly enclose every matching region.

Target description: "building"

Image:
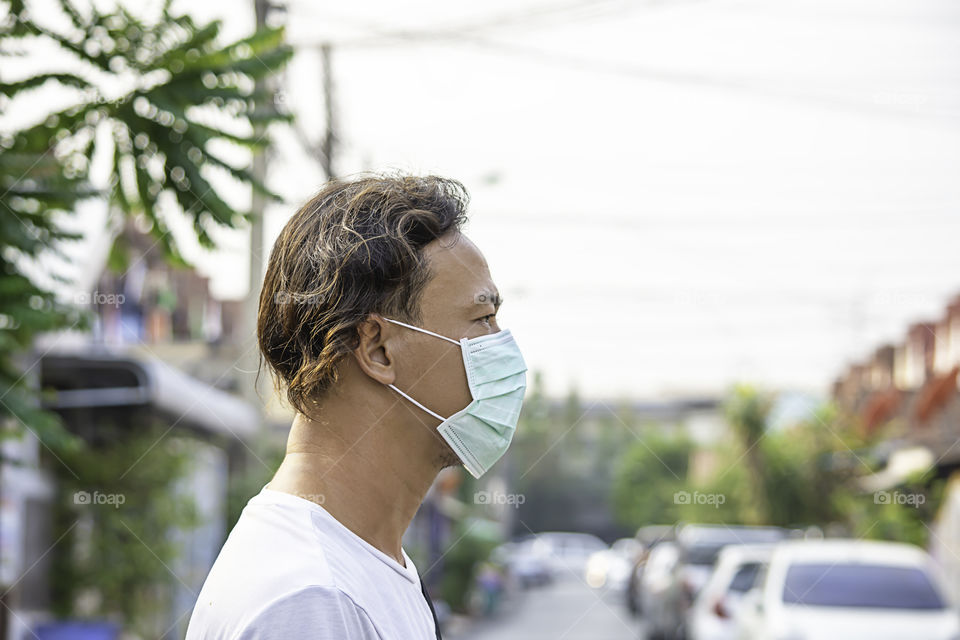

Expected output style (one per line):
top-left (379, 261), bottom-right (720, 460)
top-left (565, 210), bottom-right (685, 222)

top-left (832, 294), bottom-right (960, 601)
top-left (0, 224), bottom-right (262, 640)
top-left (833, 294), bottom-right (960, 465)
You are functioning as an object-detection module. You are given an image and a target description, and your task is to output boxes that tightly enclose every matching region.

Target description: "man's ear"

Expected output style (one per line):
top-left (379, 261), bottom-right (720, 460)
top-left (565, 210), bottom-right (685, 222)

top-left (353, 315), bottom-right (396, 385)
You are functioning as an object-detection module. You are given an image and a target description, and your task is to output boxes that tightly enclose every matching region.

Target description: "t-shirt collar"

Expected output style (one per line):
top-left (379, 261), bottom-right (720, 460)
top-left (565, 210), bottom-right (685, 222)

top-left (254, 485), bottom-right (421, 585)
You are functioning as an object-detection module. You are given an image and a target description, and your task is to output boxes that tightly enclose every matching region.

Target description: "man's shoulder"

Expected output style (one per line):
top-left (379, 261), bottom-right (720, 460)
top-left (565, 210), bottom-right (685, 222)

top-left (188, 585), bottom-right (381, 640)
top-left (214, 492), bottom-right (338, 586)
top-left (185, 495), bottom-right (341, 638)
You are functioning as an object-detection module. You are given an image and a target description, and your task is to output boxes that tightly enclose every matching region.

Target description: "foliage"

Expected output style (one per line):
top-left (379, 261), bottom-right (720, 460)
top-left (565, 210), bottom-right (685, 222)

top-left (0, 1), bottom-right (293, 631)
top-left (509, 376), bottom-right (636, 539)
top-left (2, 0), bottom-right (292, 259)
top-left (612, 432), bottom-right (693, 530)
top-left (687, 390), bottom-right (942, 546)
top-left (226, 435), bottom-right (284, 531)
top-left (0, 0), bottom-right (292, 440)
top-left (841, 471), bottom-right (944, 548)
top-left (0, 65), bottom-right (93, 446)
top-left (437, 519), bottom-right (501, 613)
top-left (49, 423), bottom-right (199, 637)
top-left (725, 385), bottom-right (772, 519)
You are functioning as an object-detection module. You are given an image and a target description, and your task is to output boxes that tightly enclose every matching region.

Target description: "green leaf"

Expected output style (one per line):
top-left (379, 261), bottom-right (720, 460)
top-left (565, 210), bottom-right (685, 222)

top-left (0, 73), bottom-right (92, 100)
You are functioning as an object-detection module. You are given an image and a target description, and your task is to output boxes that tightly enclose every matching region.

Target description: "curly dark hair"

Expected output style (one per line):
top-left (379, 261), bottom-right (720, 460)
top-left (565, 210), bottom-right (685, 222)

top-left (257, 174), bottom-right (469, 414)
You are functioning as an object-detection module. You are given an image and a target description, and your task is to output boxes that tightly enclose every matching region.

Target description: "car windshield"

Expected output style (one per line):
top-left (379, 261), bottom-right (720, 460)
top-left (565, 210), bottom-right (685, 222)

top-left (685, 544), bottom-right (723, 566)
top-left (728, 562), bottom-right (761, 593)
top-left (782, 563), bottom-right (946, 609)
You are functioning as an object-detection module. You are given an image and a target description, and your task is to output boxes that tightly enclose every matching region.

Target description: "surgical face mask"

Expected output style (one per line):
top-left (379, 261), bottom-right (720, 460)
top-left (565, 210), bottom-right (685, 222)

top-left (383, 317), bottom-right (527, 478)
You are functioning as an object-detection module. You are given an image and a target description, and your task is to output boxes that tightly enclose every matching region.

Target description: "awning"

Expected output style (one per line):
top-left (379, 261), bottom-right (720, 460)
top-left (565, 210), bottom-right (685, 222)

top-left (859, 446), bottom-right (935, 492)
top-left (40, 350), bottom-right (259, 440)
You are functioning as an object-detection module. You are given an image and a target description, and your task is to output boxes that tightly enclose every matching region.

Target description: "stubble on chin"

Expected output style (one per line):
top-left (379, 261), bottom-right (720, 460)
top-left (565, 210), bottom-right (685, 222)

top-left (433, 436), bottom-right (461, 470)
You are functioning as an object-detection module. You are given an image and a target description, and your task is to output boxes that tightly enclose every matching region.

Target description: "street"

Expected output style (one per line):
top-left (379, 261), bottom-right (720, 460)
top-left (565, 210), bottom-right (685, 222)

top-left (453, 576), bottom-right (640, 640)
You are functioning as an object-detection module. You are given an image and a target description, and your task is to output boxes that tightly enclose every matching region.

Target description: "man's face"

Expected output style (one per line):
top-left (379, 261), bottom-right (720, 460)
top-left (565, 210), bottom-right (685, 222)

top-left (390, 232), bottom-right (502, 427)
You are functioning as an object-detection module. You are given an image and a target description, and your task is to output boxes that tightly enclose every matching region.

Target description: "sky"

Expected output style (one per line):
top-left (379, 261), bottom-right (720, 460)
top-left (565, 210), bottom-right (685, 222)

top-left (14, 0), bottom-right (960, 400)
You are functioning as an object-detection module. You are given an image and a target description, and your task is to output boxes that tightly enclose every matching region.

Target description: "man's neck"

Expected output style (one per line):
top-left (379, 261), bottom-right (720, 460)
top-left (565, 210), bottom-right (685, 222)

top-left (267, 394), bottom-right (440, 566)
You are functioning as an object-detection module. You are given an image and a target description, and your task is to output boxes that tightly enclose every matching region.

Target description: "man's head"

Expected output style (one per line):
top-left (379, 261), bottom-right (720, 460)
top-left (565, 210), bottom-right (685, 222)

top-left (258, 175), bottom-right (502, 442)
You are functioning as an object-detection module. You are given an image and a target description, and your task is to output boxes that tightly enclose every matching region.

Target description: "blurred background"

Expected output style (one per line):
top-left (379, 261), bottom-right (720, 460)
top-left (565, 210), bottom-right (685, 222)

top-left (1, 0), bottom-right (959, 638)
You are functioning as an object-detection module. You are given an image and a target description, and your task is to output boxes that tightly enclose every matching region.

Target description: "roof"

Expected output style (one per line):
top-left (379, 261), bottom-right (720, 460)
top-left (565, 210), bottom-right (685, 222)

top-left (771, 539), bottom-right (930, 566)
top-left (40, 349), bottom-right (259, 440)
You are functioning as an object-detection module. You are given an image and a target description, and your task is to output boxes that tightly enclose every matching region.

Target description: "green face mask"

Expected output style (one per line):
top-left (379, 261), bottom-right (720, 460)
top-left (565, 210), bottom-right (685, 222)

top-left (384, 318), bottom-right (528, 478)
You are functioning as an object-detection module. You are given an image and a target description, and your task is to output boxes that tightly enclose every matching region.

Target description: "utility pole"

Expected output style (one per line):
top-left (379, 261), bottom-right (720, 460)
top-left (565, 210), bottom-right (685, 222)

top-left (288, 43), bottom-right (337, 179)
top-left (241, 0), bottom-right (280, 409)
top-left (320, 43), bottom-right (336, 180)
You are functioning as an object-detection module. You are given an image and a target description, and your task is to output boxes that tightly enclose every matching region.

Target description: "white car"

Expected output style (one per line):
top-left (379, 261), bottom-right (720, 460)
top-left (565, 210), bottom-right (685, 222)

top-left (585, 537), bottom-right (641, 591)
top-left (676, 525), bottom-right (788, 603)
top-left (492, 540), bottom-right (554, 588)
top-left (736, 539), bottom-right (960, 640)
top-left (640, 541), bottom-right (682, 639)
top-left (533, 531), bottom-right (609, 578)
top-left (687, 544), bottom-right (775, 640)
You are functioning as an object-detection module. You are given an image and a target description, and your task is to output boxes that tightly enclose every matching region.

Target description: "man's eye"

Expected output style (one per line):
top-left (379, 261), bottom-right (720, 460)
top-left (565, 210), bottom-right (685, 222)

top-left (478, 314), bottom-right (496, 324)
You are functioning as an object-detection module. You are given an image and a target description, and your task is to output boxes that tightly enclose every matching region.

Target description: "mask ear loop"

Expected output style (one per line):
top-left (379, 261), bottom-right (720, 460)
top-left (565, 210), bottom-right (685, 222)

top-left (388, 384), bottom-right (448, 421)
top-left (383, 318), bottom-right (460, 345)
top-left (382, 317), bottom-right (461, 421)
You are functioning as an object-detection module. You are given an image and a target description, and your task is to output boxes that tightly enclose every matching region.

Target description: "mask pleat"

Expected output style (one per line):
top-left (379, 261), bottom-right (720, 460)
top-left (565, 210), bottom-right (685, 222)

top-left (467, 349), bottom-right (526, 375)
top-left (472, 373), bottom-right (527, 399)
top-left (467, 393), bottom-right (524, 427)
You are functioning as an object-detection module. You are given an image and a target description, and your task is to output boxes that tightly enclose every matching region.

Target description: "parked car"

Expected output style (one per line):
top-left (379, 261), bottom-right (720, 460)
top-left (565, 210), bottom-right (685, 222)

top-left (735, 539), bottom-right (960, 640)
top-left (534, 531), bottom-right (609, 577)
top-left (675, 525), bottom-right (789, 603)
top-left (491, 539), bottom-right (554, 588)
top-left (650, 525), bottom-right (790, 639)
top-left (639, 541), bottom-right (682, 639)
top-left (627, 526), bottom-right (676, 617)
top-left (686, 544), bottom-right (775, 640)
top-left (585, 537), bottom-right (641, 591)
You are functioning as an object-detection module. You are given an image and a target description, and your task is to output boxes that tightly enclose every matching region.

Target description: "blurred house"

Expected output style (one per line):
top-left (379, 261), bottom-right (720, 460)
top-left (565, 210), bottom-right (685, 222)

top-left (0, 224), bottom-right (263, 640)
top-left (832, 294), bottom-right (960, 601)
top-left (833, 294), bottom-right (960, 465)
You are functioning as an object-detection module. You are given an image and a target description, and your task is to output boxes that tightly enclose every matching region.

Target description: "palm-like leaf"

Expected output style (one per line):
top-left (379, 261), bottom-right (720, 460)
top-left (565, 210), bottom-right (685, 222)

top-left (0, 118), bottom-right (91, 447)
top-left (0, 0), bottom-right (292, 438)
top-left (4, 0), bottom-right (292, 259)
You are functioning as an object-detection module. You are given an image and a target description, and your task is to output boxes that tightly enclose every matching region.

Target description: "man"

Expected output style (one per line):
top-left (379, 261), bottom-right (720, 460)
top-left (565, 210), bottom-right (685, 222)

top-left (186, 175), bottom-right (527, 639)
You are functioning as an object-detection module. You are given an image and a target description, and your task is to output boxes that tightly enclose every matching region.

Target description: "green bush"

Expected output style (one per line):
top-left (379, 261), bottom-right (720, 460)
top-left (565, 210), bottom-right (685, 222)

top-left (49, 423), bottom-right (198, 637)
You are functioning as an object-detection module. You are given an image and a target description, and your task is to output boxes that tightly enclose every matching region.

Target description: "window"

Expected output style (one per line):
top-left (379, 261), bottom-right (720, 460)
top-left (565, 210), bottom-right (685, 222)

top-left (782, 563), bottom-right (945, 609)
top-left (729, 562), bottom-right (762, 593)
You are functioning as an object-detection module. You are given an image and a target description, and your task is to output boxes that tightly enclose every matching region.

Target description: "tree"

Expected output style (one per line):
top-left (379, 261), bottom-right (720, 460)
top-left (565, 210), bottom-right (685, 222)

top-left (50, 423), bottom-right (199, 638)
top-left (612, 433), bottom-right (692, 530)
top-left (725, 385), bottom-right (771, 518)
top-left (0, 0), bottom-right (292, 439)
top-left (1, 2), bottom-right (293, 631)
top-left (0, 103), bottom-right (91, 448)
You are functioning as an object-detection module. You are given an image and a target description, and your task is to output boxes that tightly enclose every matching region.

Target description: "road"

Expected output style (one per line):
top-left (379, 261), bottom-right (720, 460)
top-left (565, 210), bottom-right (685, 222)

top-left (452, 575), bottom-right (642, 640)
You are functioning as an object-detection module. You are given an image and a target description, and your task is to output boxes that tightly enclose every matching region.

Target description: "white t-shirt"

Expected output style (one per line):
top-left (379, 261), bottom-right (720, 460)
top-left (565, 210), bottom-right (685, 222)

top-left (185, 486), bottom-right (439, 640)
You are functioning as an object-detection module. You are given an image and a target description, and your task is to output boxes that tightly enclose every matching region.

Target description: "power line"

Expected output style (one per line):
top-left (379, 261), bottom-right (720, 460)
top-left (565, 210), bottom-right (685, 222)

top-left (285, 0), bottom-right (653, 47)
top-left (283, 3), bottom-right (959, 127)
top-left (453, 37), bottom-right (960, 126)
